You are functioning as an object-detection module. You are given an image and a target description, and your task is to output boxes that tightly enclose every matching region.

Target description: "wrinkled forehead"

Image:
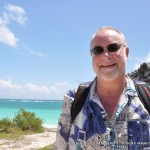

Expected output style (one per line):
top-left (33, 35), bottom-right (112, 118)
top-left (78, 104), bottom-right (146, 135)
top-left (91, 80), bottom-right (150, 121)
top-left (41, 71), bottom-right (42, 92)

top-left (90, 30), bottom-right (124, 49)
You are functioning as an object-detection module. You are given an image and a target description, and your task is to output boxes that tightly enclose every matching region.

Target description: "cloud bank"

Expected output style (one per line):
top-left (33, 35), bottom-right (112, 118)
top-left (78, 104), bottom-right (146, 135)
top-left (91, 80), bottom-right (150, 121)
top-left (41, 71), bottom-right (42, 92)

top-left (0, 77), bottom-right (70, 100)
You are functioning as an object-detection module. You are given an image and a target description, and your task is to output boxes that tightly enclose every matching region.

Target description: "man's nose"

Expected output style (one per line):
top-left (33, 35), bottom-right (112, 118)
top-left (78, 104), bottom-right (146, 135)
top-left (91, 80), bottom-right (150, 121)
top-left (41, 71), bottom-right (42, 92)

top-left (102, 49), bottom-right (112, 58)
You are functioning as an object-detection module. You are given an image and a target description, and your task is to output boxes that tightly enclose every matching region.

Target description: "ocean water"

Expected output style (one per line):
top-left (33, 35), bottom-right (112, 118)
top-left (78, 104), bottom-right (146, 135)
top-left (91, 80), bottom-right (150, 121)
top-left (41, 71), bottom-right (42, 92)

top-left (0, 99), bottom-right (63, 128)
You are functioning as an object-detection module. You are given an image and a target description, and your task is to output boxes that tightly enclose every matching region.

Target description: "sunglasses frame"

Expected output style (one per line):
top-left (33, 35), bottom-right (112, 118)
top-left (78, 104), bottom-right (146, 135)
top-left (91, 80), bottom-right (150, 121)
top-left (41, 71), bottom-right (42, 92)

top-left (90, 43), bottom-right (125, 55)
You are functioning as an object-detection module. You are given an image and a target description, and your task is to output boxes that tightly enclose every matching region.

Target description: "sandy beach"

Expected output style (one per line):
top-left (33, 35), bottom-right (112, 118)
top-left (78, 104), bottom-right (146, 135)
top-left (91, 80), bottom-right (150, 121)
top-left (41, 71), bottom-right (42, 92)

top-left (0, 128), bottom-right (56, 150)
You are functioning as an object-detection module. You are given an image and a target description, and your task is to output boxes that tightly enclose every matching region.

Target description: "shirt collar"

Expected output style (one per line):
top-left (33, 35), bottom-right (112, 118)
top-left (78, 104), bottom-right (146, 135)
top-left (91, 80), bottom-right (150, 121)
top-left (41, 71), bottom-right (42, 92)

top-left (124, 76), bottom-right (137, 97)
top-left (90, 76), bottom-right (137, 102)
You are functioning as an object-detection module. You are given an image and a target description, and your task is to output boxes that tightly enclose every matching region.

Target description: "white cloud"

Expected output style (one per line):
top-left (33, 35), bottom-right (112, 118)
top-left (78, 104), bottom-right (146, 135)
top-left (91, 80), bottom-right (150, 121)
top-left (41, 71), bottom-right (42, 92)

top-left (0, 25), bottom-right (18, 47)
top-left (0, 4), bottom-right (46, 58)
top-left (130, 51), bottom-right (150, 71)
top-left (0, 77), bottom-right (70, 99)
top-left (54, 81), bottom-right (70, 87)
top-left (0, 3), bottom-right (27, 47)
top-left (50, 86), bottom-right (57, 92)
top-left (21, 43), bottom-right (46, 58)
top-left (128, 55), bottom-right (143, 62)
top-left (28, 49), bottom-right (46, 58)
top-left (133, 63), bottom-right (140, 70)
top-left (144, 52), bottom-right (150, 62)
top-left (0, 78), bottom-right (21, 90)
top-left (25, 83), bottom-right (52, 94)
top-left (5, 4), bottom-right (28, 25)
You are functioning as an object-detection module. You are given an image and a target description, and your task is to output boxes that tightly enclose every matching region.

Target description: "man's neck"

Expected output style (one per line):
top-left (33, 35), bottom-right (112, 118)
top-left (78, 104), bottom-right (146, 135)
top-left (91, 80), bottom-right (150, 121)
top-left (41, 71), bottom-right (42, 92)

top-left (96, 75), bottom-right (126, 97)
top-left (96, 75), bottom-right (126, 120)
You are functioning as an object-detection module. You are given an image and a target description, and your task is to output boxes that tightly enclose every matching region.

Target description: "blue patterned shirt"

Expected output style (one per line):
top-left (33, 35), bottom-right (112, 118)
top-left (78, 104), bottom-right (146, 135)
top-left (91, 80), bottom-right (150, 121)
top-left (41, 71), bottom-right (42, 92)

top-left (54, 77), bottom-right (150, 150)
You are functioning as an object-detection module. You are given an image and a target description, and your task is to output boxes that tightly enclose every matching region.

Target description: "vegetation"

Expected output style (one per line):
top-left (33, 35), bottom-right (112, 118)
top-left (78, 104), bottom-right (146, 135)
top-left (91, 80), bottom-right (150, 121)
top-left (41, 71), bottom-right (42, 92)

top-left (0, 117), bottom-right (13, 132)
top-left (0, 126), bottom-right (31, 139)
top-left (0, 108), bottom-right (44, 139)
top-left (13, 108), bottom-right (44, 132)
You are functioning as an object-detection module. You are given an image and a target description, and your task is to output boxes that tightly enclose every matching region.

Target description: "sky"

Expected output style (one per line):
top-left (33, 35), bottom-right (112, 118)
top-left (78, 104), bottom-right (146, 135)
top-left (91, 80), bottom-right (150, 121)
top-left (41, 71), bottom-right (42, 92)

top-left (0, 0), bottom-right (150, 100)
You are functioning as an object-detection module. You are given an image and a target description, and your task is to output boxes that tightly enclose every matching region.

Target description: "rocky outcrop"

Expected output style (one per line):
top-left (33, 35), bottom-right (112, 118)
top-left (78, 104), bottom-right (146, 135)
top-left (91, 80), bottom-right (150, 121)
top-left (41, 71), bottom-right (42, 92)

top-left (128, 62), bottom-right (150, 85)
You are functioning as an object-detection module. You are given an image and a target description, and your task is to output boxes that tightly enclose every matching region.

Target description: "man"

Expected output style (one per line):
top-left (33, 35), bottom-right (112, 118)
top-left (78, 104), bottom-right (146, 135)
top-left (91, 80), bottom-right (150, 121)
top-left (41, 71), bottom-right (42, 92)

top-left (54, 27), bottom-right (150, 149)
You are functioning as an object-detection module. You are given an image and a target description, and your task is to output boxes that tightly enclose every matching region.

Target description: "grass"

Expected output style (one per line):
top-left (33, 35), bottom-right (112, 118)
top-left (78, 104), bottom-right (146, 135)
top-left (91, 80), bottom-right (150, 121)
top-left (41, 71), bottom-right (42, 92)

top-left (0, 126), bottom-right (55, 149)
top-left (0, 127), bottom-right (55, 150)
top-left (0, 126), bottom-right (33, 140)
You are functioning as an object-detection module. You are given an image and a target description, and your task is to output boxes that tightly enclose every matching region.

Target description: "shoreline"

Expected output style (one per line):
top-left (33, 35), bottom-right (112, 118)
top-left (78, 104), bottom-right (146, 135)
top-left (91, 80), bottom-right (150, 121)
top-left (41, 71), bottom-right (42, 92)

top-left (0, 127), bottom-right (57, 150)
top-left (42, 123), bottom-right (57, 129)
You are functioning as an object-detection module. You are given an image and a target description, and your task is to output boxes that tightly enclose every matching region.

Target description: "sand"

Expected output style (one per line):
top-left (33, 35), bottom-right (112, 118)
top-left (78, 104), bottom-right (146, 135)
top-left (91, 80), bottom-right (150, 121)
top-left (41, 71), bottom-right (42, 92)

top-left (0, 128), bottom-right (57, 150)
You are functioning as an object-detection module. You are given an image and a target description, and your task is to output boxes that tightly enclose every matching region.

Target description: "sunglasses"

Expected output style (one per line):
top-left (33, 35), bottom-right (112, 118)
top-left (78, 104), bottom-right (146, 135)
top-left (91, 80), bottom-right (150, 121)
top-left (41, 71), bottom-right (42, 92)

top-left (90, 43), bottom-right (125, 55)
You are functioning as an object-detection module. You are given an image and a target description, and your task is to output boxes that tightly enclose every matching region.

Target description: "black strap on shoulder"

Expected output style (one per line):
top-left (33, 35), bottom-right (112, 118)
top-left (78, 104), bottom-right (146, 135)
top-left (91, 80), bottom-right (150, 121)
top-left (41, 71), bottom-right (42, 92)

top-left (134, 81), bottom-right (150, 114)
top-left (71, 81), bottom-right (150, 123)
top-left (71, 84), bottom-right (90, 123)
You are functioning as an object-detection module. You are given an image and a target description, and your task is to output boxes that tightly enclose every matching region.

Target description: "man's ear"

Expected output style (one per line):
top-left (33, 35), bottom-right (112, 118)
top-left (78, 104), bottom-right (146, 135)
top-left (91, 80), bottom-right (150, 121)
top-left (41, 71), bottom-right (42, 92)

top-left (126, 47), bottom-right (129, 59)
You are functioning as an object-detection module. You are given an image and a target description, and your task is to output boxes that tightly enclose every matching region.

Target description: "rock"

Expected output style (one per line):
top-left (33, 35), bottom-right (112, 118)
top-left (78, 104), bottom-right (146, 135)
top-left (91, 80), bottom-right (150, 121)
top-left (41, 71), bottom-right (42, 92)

top-left (128, 62), bottom-right (150, 85)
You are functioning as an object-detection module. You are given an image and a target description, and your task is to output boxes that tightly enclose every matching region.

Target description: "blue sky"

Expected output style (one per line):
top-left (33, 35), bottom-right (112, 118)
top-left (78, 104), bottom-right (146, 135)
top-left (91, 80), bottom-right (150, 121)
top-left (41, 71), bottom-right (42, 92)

top-left (0, 0), bottom-right (150, 100)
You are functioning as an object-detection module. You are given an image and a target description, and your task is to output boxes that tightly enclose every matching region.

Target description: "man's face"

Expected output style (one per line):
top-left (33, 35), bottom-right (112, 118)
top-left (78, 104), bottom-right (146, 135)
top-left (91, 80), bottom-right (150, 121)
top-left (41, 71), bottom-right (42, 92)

top-left (90, 29), bottom-right (129, 81)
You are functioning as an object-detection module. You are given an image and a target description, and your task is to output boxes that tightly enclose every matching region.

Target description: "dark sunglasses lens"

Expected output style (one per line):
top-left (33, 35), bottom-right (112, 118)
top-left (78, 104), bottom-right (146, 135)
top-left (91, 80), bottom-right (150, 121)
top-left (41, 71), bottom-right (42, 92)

top-left (91, 46), bottom-right (104, 54)
top-left (108, 44), bottom-right (120, 52)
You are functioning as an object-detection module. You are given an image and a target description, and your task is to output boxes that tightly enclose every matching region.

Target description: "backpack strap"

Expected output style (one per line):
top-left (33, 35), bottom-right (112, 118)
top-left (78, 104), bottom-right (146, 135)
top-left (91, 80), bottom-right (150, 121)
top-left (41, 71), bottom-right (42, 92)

top-left (71, 83), bottom-right (90, 123)
top-left (134, 81), bottom-right (150, 114)
top-left (71, 80), bottom-right (150, 123)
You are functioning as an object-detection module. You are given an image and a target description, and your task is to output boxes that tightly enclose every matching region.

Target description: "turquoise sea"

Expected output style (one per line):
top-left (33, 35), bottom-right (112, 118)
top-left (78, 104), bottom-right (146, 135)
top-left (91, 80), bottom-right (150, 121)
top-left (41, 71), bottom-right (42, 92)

top-left (0, 99), bottom-right (63, 128)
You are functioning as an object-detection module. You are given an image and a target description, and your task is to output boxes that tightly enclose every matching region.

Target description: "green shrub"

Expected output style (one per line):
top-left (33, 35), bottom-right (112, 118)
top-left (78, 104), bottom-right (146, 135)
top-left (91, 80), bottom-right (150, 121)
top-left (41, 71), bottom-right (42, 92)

top-left (0, 117), bottom-right (13, 132)
top-left (13, 108), bottom-right (44, 133)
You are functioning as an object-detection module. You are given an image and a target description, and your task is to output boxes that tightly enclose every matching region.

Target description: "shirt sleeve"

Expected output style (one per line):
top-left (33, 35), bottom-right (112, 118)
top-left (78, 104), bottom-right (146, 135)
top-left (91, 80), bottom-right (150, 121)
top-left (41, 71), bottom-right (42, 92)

top-left (54, 90), bottom-right (75, 150)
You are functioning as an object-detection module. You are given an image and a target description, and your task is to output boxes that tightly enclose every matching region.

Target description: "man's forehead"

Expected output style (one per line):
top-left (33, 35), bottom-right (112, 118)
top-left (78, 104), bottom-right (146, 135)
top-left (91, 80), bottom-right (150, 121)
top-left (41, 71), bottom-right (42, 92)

top-left (94, 29), bottom-right (122, 39)
top-left (90, 29), bottom-right (124, 48)
top-left (90, 29), bottom-right (123, 47)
